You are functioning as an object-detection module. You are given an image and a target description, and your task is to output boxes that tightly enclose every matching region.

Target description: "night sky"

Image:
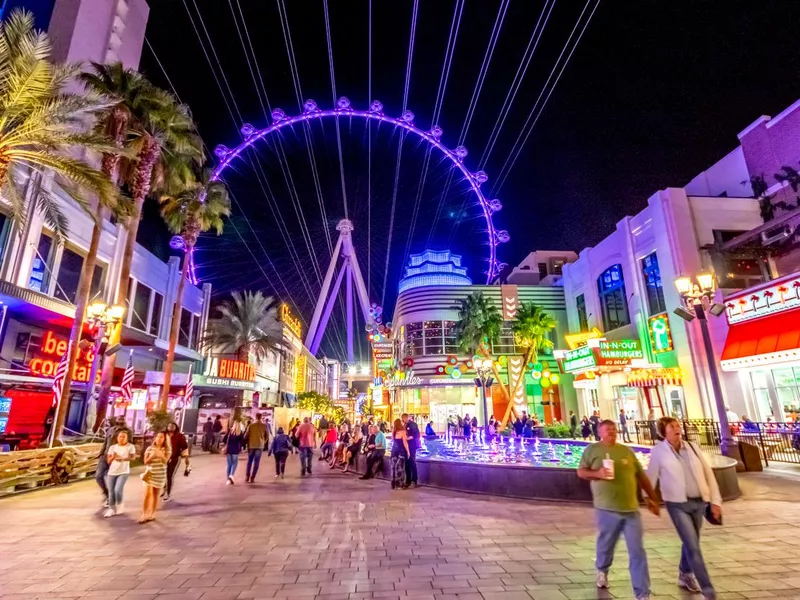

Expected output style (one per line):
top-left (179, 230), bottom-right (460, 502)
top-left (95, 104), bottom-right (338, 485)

top-left (142, 0), bottom-right (799, 360)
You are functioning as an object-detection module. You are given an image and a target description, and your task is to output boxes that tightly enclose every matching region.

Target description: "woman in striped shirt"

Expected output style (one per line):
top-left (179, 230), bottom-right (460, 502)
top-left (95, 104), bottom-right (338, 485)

top-left (140, 431), bottom-right (169, 523)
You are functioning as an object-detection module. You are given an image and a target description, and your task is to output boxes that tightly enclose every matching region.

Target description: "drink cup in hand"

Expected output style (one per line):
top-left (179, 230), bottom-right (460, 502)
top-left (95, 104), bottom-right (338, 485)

top-left (602, 454), bottom-right (614, 480)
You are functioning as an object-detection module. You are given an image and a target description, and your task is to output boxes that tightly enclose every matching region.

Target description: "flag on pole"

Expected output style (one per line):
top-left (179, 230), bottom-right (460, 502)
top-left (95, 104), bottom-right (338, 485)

top-left (51, 342), bottom-right (71, 407)
top-left (120, 350), bottom-right (134, 403)
top-left (184, 363), bottom-right (194, 401)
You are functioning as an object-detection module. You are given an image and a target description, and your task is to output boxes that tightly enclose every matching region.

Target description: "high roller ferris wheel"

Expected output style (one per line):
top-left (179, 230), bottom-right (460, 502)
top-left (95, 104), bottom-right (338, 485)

top-left (205, 97), bottom-right (511, 358)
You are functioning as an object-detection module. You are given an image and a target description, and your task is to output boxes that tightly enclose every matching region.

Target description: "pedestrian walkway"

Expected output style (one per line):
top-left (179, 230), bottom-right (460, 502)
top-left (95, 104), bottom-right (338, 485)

top-left (1, 453), bottom-right (800, 600)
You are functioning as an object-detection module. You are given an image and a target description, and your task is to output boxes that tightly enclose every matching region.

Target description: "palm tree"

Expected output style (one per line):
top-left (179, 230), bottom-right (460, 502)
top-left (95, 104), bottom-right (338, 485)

top-left (203, 291), bottom-right (283, 363)
top-left (498, 302), bottom-right (557, 426)
top-left (0, 10), bottom-right (130, 443)
top-left (158, 173), bottom-right (231, 409)
top-left (454, 292), bottom-right (511, 413)
top-left (94, 91), bottom-right (203, 426)
top-left (60, 63), bottom-right (160, 432)
top-left (0, 10), bottom-right (119, 237)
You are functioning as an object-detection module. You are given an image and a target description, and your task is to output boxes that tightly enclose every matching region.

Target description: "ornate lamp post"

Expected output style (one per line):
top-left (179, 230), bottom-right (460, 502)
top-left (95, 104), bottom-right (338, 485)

top-left (673, 272), bottom-right (734, 455)
top-left (84, 302), bottom-right (125, 424)
top-left (473, 358), bottom-right (494, 438)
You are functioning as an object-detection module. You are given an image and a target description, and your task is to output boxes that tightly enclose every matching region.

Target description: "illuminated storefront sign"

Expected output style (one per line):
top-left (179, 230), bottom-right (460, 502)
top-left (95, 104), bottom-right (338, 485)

top-left (280, 303), bottom-right (303, 338)
top-left (27, 330), bottom-right (95, 383)
top-left (596, 339), bottom-right (643, 364)
top-left (218, 358), bottom-right (256, 381)
top-left (627, 367), bottom-right (682, 388)
top-left (560, 345), bottom-right (596, 373)
top-left (725, 275), bottom-right (800, 324)
top-left (648, 314), bottom-right (673, 353)
top-left (558, 339), bottom-right (643, 372)
top-left (564, 327), bottom-right (603, 350)
top-left (198, 356), bottom-right (257, 389)
top-left (295, 354), bottom-right (307, 394)
top-left (193, 375), bottom-right (257, 390)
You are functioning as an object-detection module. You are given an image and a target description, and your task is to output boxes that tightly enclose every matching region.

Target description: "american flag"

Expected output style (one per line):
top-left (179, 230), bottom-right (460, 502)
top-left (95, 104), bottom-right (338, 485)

top-left (50, 342), bottom-right (71, 407)
top-left (120, 350), bottom-right (134, 403)
top-left (184, 363), bottom-right (194, 401)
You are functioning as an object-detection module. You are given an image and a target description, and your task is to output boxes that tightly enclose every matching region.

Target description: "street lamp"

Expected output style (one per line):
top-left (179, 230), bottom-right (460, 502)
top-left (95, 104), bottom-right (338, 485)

top-left (673, 272), bottom-right (734, 456)
top-left (84, 302), bottom-right (126, 416)
top-left (473, 358), bottom-right (494, 438)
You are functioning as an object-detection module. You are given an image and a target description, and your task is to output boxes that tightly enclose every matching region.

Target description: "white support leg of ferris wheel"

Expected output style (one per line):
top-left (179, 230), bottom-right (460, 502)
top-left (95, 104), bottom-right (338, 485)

top-left (305, 219), bottom-right (372, 361)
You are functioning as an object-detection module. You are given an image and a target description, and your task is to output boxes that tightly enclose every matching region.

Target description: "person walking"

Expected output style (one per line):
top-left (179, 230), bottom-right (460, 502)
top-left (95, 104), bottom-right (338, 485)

top-left (390, 418), bottom-right (410, 490)
top-left (222, 421), bottom-right (245, 484)
top-left (590, 412), bottom-right (600, 440)
top-left (96, 417), bottom-right (128, 507)
top-left (163, 421), bottom-right (189, 502)
top-left (402, 413), bottom-right (420, 487)
top-left (297, 417), bottom-right (316, 476)
top-left (139, 431), bottom-right (169, 523)
top-left (103, 429), bottom-right (136, 517)
top-left (569, 411), bottom-right (578, 439)
top-left (202, 417), bottom-right (214, 451)
top-left (619, 409), bottom-right (632, 443)
top-left (268, 427), bottom-right (293, 479)
top-left (212, 415), bottom-right (223, 452)
top-left (244, 414), bottom-right (268, 483)
top-left (581, 416), bottom-right (592, 440)
top-left (577, 419), bottom-right (660, 600)
top-left (646, 417), bottom-right (722, 600)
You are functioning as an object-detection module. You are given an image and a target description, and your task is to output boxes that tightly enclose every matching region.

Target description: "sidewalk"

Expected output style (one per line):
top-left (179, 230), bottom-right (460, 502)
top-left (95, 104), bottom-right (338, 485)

top-left (2, 452), bottom-right (800, 599)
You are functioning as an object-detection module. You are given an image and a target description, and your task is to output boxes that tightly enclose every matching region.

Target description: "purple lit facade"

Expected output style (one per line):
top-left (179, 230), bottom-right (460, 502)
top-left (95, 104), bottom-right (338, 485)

top-left (209, 98), bottom-right (508, 283)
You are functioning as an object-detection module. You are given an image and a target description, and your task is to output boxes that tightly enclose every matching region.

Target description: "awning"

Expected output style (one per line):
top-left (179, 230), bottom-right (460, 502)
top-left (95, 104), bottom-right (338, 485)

top-left (721, 308), bottom-right (800, 371)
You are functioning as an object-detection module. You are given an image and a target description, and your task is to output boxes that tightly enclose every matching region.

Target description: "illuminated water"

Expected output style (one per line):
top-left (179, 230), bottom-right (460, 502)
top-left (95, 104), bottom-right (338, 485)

top-left (418, 436), bottom-right (651, 469)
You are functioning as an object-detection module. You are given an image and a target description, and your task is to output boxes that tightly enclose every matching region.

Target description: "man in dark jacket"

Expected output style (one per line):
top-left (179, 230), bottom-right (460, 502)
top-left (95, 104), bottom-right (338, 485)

top-left (212, 415), bottom-right (223, 451)
top-left (402, 413), bottom-right (420, 487)
top-left (569, 411), bottom-right (578, 439)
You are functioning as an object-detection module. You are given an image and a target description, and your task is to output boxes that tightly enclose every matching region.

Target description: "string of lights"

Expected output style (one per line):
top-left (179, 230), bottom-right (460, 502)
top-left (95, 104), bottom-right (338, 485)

top-left (479, 0), bottom-right (557, 169)
top-left (493, 0), bottom-right (602, 194)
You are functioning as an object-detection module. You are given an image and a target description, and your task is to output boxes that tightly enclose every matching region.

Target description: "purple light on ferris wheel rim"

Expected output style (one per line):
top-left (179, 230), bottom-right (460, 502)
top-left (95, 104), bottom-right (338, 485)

top-left (208, 101), bottom-right (505, 283)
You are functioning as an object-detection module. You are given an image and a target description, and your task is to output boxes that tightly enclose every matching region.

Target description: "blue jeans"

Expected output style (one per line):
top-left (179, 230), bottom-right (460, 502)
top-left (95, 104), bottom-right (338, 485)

top-left (595, 510), bottom-right (650, 598)
top-left (246, 449), bottom-right (262, 479)
top-left (667, 500), bottom-right (715, 598)
top-left (95, 456), bottom-right (109, 497)
top-left (106, 474), bottom-right (128, 509)
top-left (226, 454), bottom-right (238, 478)
top-left (299, 447), bottom-right (313, 473)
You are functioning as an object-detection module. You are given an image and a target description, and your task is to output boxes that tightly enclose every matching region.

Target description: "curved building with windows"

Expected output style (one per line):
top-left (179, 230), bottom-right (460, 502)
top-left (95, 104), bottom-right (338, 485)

top-left (389, 275), bottom-right (575, 432)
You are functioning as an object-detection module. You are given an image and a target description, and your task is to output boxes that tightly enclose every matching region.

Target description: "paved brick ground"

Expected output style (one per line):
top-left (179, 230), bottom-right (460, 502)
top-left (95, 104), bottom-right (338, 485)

top-left (2, 454), bottom-right (800, 600)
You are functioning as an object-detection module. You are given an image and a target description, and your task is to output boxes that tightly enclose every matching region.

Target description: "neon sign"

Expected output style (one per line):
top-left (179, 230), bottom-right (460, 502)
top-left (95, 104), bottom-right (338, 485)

top-left (597, 340), bottom-right (643, 361)
top-left (564, 327), bottom-right (603, 350)
top-left (560, 345), bottom-right (595, 373)
top-left (648, 314), bottom-right (673, 353)
top-left (28, 330), bottom-right (95, 383)
top-left (280, 303), bottom-right (303, 338)
top-left (218, 358), bottom-right (256, 381)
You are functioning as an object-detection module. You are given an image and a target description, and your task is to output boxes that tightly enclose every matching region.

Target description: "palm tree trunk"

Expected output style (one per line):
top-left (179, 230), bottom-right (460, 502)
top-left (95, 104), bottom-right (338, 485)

top-left (52, 209), bottom-right (104, 441)
top-left (499, 347), bottom-right (535, 428)
top-left (159, 249), bottom-right (190, 411)
top-left (94, 143), bottom-right (157, 430)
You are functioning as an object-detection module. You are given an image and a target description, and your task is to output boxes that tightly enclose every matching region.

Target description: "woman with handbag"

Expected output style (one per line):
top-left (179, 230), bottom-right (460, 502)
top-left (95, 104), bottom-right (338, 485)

top-left (139, 431), bottom-right (170, 523)
top-left (646, 417), bottom-right (722, 600)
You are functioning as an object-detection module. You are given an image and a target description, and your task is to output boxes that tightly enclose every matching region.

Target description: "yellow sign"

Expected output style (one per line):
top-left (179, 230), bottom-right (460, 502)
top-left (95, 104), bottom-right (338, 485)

top-left (294, 354), bottom-right (307, 394)
top-left (564, 327), bottom-right (603, 350)
top-left (280, 303), bottom-right (303, 338)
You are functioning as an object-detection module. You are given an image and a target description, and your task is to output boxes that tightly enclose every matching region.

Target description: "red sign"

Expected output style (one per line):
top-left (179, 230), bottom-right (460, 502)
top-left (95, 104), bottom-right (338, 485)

top-left (218, 359), bottom-right (256, 381)
top-left (28, 330), bottom-right (95, 383)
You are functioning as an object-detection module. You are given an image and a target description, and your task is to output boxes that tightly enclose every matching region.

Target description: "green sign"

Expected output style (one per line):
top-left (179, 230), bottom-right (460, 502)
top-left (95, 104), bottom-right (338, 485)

top-left (597, 339), bottom-right (643, 360)
top-left (648, 314), bottom-right (673, 353)
top-left (561, 345), bottom-right (596, 373)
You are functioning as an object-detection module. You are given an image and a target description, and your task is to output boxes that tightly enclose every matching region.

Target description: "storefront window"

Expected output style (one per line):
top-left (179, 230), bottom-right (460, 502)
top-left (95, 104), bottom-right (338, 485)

top-left (641, 253), bottom-right (666, 315)
top-left (576, 294), bottom-right (588, 332)
top-left (28, 233), bottom-right (54, 293)
top-left (405, 322), bottom-right (424, 357)
top-left (179, 308), bottom-right (192, 347)
top-left (597, 264), bottom-right (630, 331)
top-left (53, 247), bottom-right (84, 304)
top-left (131, 282), bottom-right (152, 332)
top-left (772, 367), bottom-right (800, 418)
top-left (443, 321), bottom-right (458, 354)
top-left (149, 292), bottom-right (163, 335)
top-left (423, 321), bottom-right (444, 355)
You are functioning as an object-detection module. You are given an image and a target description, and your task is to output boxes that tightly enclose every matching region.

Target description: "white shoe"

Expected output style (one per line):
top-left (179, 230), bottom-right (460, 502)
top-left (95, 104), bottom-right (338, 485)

top-left (596, 571), bottom-right (609, 589)
top-left (103, 508), bottom-right (115, 518)
top-left (678, 572), bottom-right (702, 593)
top-left (635, 595), bottom-right (650, 600)
top-left (102, 498), bottom-right (109, 508)
top-left (226, 478), bottom-right (233, 485)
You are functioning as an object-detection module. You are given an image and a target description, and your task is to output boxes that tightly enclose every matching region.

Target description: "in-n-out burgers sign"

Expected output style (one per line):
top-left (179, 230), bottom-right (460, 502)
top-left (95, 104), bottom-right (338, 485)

top-left (200, 357), bottom-right (257, 388)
